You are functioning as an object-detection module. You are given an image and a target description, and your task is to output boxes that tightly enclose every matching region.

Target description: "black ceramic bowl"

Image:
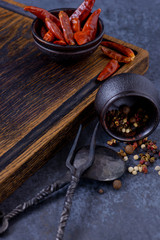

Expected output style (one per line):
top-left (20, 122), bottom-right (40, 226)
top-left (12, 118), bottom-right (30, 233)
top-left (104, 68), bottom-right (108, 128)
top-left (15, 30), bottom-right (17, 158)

top-left (95, 73), bottom-right (160, 142)
top-left (31, 8), bottom-right (104, 62)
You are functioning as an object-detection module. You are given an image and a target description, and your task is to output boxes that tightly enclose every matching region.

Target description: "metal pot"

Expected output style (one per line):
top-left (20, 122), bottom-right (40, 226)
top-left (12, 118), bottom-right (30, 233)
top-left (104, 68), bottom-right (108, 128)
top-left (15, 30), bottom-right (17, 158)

top-left (95, 73), bottom-right (160, 141)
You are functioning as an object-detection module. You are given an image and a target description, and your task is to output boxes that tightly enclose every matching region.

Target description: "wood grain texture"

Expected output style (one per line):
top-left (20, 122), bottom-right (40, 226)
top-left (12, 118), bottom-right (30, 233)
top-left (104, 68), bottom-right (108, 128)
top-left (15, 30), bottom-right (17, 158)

top-left (1, 0), bottom-right (26, 8)
top-left (0, 5), bottom-right (149, 202)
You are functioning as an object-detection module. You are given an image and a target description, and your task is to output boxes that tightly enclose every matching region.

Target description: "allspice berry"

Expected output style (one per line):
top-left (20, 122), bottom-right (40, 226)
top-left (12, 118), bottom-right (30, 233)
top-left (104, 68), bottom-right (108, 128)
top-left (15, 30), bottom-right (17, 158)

top-left (125, 145), bottom-right (134, 155)
top-left (122, 105), bottom-right (130, 115)
top-left (113, 180), bottom-right (122, 190)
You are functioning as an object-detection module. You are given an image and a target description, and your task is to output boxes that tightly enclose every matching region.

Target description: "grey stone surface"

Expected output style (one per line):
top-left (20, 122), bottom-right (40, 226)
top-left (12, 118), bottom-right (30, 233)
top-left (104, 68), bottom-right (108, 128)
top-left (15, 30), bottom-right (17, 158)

top-left (1, 0), bottom-right (160, 239)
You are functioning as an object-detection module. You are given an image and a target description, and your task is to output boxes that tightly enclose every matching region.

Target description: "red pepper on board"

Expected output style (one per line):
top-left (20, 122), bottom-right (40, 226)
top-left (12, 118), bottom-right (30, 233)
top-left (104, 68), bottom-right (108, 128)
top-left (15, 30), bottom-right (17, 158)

top-left (24, 6), bottom-right (60, 27)
top-left (40, 26), bottom-right (47, 38)
top-left (43, 30), bottom-right (55, 42)
top-left (53, 40), bottom-right (67, 45)
top-left (71, 17), bottom-right (81, 32)
top-left (45, 18), bottom-right (65, 41)
top-left (101, 41), bottom-right (135, 60)
top-left (70, 0), bottom-right (95, 22)
top-left (74, 9), bottom-right (101, 45)
top-left (101, 46), bottom-right (133, 63)
top-left (97, 59), bottom-right (120, 81)
top-left (59, 11), bottom-right (75, 45)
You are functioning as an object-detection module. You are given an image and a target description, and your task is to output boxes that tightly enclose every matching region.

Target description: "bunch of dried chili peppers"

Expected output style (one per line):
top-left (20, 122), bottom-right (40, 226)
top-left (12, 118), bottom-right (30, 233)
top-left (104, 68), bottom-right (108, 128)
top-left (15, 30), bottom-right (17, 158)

top-left (97, 41), bottom-right (136, 81)
top-left (24, 0), bottom-right (101, 46)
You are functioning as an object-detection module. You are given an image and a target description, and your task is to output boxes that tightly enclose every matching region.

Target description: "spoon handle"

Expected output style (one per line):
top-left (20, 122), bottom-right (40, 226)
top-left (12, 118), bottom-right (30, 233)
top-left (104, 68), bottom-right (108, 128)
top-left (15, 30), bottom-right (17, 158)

top-left (56, 175), bottom-right (79, 240)
top-left (0, 172), bottom-right (71, 234)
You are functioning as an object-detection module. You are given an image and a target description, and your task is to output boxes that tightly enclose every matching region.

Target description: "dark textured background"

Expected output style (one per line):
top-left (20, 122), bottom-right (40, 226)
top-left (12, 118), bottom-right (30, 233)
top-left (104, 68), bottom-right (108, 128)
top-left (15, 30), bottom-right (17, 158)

top-left (1, 0), bottom-right (160, 239)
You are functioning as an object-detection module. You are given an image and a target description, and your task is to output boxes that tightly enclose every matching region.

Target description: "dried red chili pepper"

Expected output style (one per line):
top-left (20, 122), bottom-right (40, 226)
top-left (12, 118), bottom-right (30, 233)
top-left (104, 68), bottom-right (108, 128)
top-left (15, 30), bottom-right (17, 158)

top-left (82, 8), bottom-right (101, 41)
top-left (53, 40), bottom-right (67, 45)
top-left (71, 17), bottom-right (81, 32)
top-left (101, 41), bottom-right (135, 60)
top-left (97, 59), bottom-right (120, 81)
top-left (70, 0), bottom-right (95, 22)
top-left (74, 30), bottom-right (91, 45)
top-left (43, 30), bottom-right (55, 42)
top-left (40, 26), bottom-right (47, 38)
top-left (74, 9), bottom-right (101, 45)
top-left (59, 11), bottom-right (75, 45)
top-left (24, 6), bottom-right (60, 27)
top-left (101, 46), bottom-right (133, 63)
top-left (45, 18), bottom-right (65, 41)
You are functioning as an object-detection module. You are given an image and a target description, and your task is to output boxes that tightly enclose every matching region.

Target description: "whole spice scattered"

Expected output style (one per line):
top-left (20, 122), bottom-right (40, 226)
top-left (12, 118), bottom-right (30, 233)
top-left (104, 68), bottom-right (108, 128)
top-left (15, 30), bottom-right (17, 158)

top-left (107, 139), bottom-right (117, 146)
top-left (132, 170), bottom-right (137, 175)
top-left (133, 154), bottom-right (139, 160)
top-left (123, 156), bottom-right (128, 161)
top-left (141, 144), bottom-right (146, 149)
top-left (128, 166), bottom-right (134, 173)
top-left (113, 180), bottom-right (122, 190)
top-left (118, 149), bottom-right (127, 158)
top-left (155, 166), bottom-right (160, 171)
top-left (98, 188), bottom-right (104, 194)
top-left (125, 145), bottom-right (134, 155)
top-left (134, 166), bottom-right (139, 171)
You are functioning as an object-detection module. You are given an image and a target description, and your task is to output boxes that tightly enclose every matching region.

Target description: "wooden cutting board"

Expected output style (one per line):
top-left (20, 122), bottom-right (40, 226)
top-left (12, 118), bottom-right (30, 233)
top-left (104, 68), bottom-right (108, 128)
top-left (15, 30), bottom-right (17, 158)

top-left (0, 0), bottom-right (149, 202)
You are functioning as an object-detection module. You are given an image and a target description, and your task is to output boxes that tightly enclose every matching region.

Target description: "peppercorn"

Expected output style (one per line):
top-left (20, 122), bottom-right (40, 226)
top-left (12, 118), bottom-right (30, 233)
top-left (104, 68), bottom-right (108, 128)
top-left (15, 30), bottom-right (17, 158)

top-left (141, 144), bottom-right (146, 149)
top-left (113, 180), bottom-right (122, 190)
top-left (128, 166), bottom-right (134, 173)
top-left (132, 170), bottom-right (137, 175)
top-left (125, 145), bottom-right (134, 155)
top-left (122, 105), bottom-right (130, 115)
top-left (98, 188), bottom-right (104, 194)
top-left (149, 157), bottom-right (155, 163)
top-left (107, 139), bottom-right (117, 146)
top-left (155, 166), bottom-right (160, 171)
top-left (142, 166), bottom-right (148, 174)
top-left (123, 156), bottom-right (128, 161)
top-left (133, 154), bottom-right (139, 160)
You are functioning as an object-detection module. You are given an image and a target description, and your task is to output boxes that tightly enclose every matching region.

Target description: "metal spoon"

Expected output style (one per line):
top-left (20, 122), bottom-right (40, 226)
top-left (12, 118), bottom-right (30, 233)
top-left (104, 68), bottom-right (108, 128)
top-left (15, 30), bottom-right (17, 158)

top-left (0, 125), bottom-right (125, 235)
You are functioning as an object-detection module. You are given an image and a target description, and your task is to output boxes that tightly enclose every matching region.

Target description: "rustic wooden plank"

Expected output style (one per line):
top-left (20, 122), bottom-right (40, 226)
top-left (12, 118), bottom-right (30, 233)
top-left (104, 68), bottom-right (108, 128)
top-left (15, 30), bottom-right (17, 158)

top-left (0, 4), bottom-right (149, 202)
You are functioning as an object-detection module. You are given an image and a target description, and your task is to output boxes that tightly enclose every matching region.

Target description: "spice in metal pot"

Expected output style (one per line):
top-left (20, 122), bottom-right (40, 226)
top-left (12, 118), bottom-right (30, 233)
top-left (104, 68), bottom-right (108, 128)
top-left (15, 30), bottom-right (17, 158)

top-left (113, 180), bottom-right (122, 190)
top-left (105, 104), bottom-right (149, 137)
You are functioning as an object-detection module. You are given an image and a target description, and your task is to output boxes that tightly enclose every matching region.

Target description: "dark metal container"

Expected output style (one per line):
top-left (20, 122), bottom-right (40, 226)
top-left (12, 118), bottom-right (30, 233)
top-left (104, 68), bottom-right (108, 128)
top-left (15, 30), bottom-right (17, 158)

top-left (95, 73), bottom-right (160, 141)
